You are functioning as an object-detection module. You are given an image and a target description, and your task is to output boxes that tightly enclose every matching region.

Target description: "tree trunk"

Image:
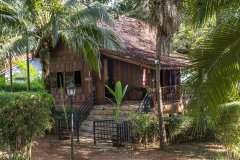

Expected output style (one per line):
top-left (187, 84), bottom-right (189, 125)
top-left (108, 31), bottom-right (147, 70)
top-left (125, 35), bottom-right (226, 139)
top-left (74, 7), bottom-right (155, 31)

top-left (9, 53), bottom-right (13, 92)
top-left (39, 44), bottom-right (51, 92)
top-left (156, 29), bottom-right (167, 150)
top-left (26, 38), bottom-right (30, 91)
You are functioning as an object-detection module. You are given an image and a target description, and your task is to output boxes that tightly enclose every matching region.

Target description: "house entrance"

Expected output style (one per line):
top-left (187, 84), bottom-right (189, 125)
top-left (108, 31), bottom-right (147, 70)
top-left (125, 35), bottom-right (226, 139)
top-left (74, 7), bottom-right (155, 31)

top-left (105, 59), bottom-right (114, 99)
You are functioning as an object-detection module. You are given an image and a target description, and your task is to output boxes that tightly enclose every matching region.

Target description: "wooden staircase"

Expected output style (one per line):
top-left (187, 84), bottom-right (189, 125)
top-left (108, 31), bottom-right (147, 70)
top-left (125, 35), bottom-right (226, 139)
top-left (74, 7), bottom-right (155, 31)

top-left (79, 101), bottom-right (140, 138)
top-left (58, 92), bottom-right (95, 140)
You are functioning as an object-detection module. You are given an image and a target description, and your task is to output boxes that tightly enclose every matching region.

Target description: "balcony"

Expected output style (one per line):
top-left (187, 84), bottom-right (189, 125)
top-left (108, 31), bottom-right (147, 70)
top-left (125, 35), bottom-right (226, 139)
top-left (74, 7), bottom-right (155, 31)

top-left (161, 85), bottom-right (180, 103)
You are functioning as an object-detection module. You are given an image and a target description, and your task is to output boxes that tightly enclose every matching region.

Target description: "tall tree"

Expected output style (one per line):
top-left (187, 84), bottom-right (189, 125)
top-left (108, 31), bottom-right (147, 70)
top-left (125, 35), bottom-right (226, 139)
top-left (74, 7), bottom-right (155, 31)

top-left (117, 0), bottom-right (179, 149)
top-left (0, 0), bottom-right (120, 90)
top-left (151, 0), bottom-right (179, 150)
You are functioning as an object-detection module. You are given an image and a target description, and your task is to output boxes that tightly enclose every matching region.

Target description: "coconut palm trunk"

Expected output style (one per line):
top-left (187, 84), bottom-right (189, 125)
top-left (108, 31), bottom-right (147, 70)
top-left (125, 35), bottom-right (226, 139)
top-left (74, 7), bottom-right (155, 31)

top-left (39, 43), bottom-right (51, 92)
top-left (152, 0), bottom-right (178, 149)
top-left (155, 29), bottom-right (168, 150)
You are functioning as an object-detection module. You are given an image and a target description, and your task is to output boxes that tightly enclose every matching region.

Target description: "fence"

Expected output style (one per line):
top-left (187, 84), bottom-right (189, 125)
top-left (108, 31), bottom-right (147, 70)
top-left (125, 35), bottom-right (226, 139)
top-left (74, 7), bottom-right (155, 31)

top-left (93, 120), bottom-right (132, 147)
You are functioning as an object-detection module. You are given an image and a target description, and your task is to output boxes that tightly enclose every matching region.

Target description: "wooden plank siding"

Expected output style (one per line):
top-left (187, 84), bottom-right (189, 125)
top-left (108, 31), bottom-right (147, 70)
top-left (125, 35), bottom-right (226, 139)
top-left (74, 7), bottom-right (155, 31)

top-left (50, 43), bottom-right (94, 108)
top-left (49, 44), bottom-right (181, 107)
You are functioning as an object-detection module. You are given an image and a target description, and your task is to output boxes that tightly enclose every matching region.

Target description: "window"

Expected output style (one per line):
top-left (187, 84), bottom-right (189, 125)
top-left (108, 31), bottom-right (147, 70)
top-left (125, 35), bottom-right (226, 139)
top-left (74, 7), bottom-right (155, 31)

top-left (57, 72), bottom-right (64, 88)
top-left (74, 71), bottom-right (81, 87)
top-left (65, 72), bottom-right (74, 87)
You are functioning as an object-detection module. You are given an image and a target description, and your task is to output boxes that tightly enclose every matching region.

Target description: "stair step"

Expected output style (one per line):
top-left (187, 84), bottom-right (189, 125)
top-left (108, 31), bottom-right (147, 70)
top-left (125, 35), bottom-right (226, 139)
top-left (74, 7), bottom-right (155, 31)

top-left (79, 132), bottom-right (94, 137)
top-left (81, 120), bottom-right (93, 126)
top-left (87, 115), bottom-right (130, 121)
top-left (79, 126), bottom-right (93, 132)
top-left (94, 105), bottom-right (139, 111)
top-left (90, 110), bottom-right (135, 115)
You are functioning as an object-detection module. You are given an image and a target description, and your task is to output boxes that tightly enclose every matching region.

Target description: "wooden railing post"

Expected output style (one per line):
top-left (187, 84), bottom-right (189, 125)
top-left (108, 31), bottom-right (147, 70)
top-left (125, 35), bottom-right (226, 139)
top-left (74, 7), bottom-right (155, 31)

top-left (77, 122), bottom-right (80, 142)
top-left (93, 121), bottom-right (96, 145)
top-left (161, 85), bottom-right (180, 103)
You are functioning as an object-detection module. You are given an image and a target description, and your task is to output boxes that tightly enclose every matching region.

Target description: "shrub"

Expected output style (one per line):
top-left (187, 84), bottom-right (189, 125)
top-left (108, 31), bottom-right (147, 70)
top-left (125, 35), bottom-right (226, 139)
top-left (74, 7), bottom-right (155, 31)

top-left (165, 115), bottom-right (194, 143)
top-left (131, 113), bottom-right (158, 146)
top-left (165, 114), bottom-right (214, 143)
top-left (0, 79), bottom-right (44, 92)
top-left (0, 91), bottom-right (54, 159)
top-left (215, 102), bottom-right (240, 157)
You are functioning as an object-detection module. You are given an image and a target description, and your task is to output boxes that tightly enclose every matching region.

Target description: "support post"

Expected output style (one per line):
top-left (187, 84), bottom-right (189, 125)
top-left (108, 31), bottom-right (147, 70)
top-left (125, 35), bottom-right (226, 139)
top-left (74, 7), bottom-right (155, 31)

top-left (9, 53), bottom-right (13, 92)
top-left (26, 34), bottom-right (30, 91)
top-left (93, 121), bottom-right (96, 145)
top-left (77, 123), bottom-right (79, 142)
top-left (70, 96), bottom-right (74, 160)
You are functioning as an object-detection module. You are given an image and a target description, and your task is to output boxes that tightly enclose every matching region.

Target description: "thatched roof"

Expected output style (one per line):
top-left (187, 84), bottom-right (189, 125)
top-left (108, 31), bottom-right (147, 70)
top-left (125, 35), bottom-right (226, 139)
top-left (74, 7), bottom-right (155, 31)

top-left (100, 16), bottom-right (190, 69)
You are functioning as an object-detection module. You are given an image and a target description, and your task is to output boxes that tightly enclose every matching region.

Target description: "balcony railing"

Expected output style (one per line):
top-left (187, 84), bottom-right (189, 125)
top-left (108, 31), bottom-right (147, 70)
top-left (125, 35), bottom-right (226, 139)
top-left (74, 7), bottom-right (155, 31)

top-left (161, 85), bottom-right (180, 103)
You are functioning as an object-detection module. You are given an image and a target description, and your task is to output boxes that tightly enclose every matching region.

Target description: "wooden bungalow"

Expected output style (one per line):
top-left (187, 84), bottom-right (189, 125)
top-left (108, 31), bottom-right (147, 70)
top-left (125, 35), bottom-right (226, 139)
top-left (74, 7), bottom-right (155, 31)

top-left (49, 16), bottom-right (189, 114)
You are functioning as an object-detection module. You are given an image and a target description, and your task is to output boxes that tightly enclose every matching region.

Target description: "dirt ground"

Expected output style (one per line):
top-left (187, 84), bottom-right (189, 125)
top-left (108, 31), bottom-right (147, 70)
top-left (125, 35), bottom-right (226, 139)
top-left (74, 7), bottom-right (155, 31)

top-left (32, 135), bottom-right (227, 160)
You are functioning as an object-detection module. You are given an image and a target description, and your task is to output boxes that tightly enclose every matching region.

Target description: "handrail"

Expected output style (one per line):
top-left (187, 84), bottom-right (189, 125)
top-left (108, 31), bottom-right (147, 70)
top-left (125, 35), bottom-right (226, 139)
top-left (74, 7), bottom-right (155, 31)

top-left (137, 85), bottom-right (180, 113)
top-left (137, 91), bottom-right (154, 113)
top-left (58, 91), bottom-right (95, 140)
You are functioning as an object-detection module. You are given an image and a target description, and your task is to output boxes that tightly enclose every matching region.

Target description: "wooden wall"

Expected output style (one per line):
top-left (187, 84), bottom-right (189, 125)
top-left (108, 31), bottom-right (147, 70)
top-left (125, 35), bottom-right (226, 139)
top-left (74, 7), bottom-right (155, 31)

top-left (50, 42), bottom-right (93, 108)
top-left (49, 45), bottom-right (181, 106)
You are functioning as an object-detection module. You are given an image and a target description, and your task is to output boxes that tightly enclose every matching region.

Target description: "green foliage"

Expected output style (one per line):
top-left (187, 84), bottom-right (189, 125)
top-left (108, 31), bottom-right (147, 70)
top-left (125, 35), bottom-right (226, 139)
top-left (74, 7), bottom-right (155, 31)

top-left (0, 0), bottom-right (121, 78)
top-left (105, 81), bottom-right (128, 123)
top-left (172, 25), bottom-right (210, 54)
top-left (165, 115), bottom-right (193, 143)
top-left (0, 77), bottom-right (44, 92)
top-left (215, 102), bottom-right (240, 157)
top-left (131, 113), bottom-right (158, 145)
top-left (165, 115), bottom-right (215, 144)
top-left (0, 91), bottom-right (54, 158)
top-left (13, 60), bottom-right (39, 81)
top-left (105, 81), bottom-right (128, 106)
top-left (183, 1), bottom-right (240, 155)
top-left (184, 0), bottom-right (240, 27)
top-left (226, 86), bottom-right (240, 102)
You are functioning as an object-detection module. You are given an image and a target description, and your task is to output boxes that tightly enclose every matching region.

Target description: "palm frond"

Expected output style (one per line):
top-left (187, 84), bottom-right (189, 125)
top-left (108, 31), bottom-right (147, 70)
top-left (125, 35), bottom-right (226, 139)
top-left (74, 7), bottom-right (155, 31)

top-left (60, 24), bottom-right (121, 71)
top-left (76, 24), bottom-right (121, 50)
top-left (0, 0), bottom-right (19, 26)
top-left (68, 5), bottom-right (113, 26)
top-left (185, 16), bottom-right (240, 133)
top-left (60, 30), bottom-right (100, 71)
top-left (185, 0), bottom-right (240, 27)
top-left (0, 35), bottom-right (38, 59)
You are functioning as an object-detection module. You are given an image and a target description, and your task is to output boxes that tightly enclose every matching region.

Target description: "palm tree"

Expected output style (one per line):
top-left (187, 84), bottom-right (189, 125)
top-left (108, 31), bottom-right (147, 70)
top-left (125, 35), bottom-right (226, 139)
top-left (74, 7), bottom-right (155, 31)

top-left (0, 0), bottom-right (120, 90)
top-left (118, 0), bottom-right (179, 149)
top-left (184, 0), bottom-right (240, 133)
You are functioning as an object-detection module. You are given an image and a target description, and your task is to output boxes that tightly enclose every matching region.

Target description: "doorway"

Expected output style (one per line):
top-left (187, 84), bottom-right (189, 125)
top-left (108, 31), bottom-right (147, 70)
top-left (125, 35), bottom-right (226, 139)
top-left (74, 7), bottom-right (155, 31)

top-left (105, 59), bottom-right (114, 99)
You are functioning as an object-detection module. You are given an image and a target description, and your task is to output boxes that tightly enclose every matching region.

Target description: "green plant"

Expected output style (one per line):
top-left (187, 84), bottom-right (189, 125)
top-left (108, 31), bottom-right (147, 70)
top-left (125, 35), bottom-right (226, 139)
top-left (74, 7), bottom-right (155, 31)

top-left (105, 81), bottom-right (128, 123)
top-left (1, 0), bottom-right (121, 89)
top-left (215, 102), bottom-right (240, 158)
top-left (165, 115), bottom-right (194, 143)
top-left (13, 60), bottom-right (39, 81)
top-left (0, 79), bottom-right (45, 92)
top-left (57, 76), bottom-right (68, 124)
top-left (0, 91), bottom-right (54, 159)
top-left (131, 113), bottom-right (158, 147)
top-left (165, 115), bottom-right (215, 144)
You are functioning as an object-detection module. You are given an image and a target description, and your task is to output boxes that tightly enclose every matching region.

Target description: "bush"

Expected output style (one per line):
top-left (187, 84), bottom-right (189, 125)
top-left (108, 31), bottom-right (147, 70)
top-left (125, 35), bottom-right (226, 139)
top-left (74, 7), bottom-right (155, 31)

top-left (165, 114), bottom-right (214, 143)
top-left (131, 113), bottom-right (158, 146)
top-left (0, 91), bottom-right (54, 159)
top-left (0, 79), bottom-right (44, 92)
top-left (215, 102), bottom-right (240, 157)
